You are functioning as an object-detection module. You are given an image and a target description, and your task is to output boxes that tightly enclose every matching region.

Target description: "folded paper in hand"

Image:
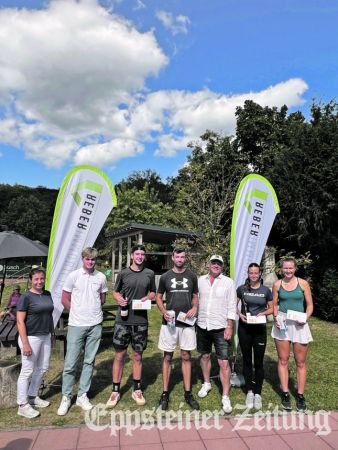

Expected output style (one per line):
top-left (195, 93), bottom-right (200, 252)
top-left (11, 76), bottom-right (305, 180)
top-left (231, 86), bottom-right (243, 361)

top-left (132, 299), bottom-right (152, 310)
top-left (177, 311), bottom-right (196, 326)
top-left (286, 310), bottom-right (307, 323)
top-left (246, 313), bottom-right (267, 324)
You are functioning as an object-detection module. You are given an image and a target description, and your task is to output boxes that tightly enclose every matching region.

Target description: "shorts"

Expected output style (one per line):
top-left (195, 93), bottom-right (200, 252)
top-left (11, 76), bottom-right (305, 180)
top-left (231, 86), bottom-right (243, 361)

top-left (196, 326), bottom-right (231, 360)
top-left (113, 323), bottom-right (148, 353)
top-left (271, 312), bottom-right (313, 344)
top-left (158, 325), bottom-right (196, 352)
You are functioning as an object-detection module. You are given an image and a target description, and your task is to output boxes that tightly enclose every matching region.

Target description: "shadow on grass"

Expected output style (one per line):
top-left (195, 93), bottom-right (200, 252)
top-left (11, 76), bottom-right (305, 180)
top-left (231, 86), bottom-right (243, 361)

top-left (263, 354), bottom-right (298, 398)
top-left (88, 335), bottom-right (164, 399)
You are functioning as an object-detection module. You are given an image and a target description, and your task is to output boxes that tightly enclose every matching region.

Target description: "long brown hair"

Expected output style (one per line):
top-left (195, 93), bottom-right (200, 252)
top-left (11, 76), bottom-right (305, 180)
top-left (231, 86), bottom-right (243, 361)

top-left (244, 263), bottom-right (262, 291)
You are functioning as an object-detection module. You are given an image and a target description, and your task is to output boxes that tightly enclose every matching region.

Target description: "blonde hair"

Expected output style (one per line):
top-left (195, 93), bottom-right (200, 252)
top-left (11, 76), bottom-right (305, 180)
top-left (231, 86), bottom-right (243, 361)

top-left (280, 256), bottom-right (297, 268)
top-left (82, 247), bottom-right (98, 259)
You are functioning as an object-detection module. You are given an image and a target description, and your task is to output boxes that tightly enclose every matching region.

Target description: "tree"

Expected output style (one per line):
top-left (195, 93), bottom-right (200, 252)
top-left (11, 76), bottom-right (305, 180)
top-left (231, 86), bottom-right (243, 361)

top-left (99, 183), bottom-right (174, 257)
top-left (234, 100), bottom-right (291, 172)
top-left (0, 184), bottom-right (58, 244)
top-left (117, 170), bottom-right (171, 203)
top-left (170, 131), bottom-right (247, 270)
top-left (3, 195), bottom-right (51, 243)
top-left (234, 100), bottom-right (338, 321)
top-left (234, 100), bottom-right (338, 267)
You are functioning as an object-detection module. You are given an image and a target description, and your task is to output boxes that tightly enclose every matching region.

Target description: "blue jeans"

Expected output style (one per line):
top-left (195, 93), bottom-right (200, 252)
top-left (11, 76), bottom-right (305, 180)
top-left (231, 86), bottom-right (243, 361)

top-left (62, 324), bottom-right (102, 398)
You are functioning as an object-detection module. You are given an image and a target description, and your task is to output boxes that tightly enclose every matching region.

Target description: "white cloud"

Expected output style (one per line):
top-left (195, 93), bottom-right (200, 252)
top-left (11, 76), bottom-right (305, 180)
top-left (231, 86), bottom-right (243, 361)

top-left (26, 140), bottom-right (78, 169)
top-left (155, 135), bottom-right (189, 157)
top-left (0, 118), bottom-right (18, 144)
top-left (134, 78), bottom-right (308, 156)
top-left (0, 1), bottom-right (308, 168)
top-left (156, 10), bottom-right (191, 35)
top-left (0, 0), bottom-right (167, 166)
top-left (133, 0), bottom-right (146, 11)
top-left (74, 139), bottom-right (144, 166)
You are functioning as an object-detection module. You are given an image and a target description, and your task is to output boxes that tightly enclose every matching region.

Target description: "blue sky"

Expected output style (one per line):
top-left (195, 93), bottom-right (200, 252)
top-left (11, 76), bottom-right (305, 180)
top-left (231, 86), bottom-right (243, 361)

top-left (0, 0), bottom-right (337, 189)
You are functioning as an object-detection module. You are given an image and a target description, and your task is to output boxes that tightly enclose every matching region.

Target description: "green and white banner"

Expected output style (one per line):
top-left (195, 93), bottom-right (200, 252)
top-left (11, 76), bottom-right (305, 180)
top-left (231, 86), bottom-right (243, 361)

top-left (230, 174), bottom-right (280, 287)
top-left (46, 165), bottom-right (117, 325)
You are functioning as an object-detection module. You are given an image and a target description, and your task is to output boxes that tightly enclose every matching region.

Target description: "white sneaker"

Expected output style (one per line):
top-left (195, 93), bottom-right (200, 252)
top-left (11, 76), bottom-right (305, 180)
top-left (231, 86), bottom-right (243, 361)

top-left (106, 391), bottom-right (120, 409)
top-left (18, 403), bottom-right (40, 419)
top-left (245, 391), bottom-right (254, 409)
top-left (76, 393), bottom-right (93, 411)
top-left (28, 396), bottom-right (50, 408)
top-left (57, 395), bottom-right (71, 416)
top-left (198, 382), bottom-right (212, 398)
top-left (131, 390), bottom-right (146, 406)
top-left (254, 393), bottom-right (262, 409)
top-left (222, 395), bottom-right (232, 414)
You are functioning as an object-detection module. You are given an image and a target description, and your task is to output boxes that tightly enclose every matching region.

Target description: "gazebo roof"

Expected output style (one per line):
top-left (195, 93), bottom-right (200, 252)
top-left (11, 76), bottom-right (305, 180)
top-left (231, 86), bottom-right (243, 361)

top-left (107, 223), bottom-right (199, 245)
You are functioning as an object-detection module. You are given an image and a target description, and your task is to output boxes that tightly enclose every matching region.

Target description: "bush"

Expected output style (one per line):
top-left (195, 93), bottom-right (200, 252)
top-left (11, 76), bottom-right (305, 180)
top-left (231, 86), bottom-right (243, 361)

top-left (314, 269), bottom-right (338, 323)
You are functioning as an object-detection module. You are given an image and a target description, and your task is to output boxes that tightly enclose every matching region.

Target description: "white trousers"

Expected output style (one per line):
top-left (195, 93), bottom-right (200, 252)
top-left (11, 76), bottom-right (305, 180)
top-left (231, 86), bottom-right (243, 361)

top-left (17, 334), bottom-right (51, 405)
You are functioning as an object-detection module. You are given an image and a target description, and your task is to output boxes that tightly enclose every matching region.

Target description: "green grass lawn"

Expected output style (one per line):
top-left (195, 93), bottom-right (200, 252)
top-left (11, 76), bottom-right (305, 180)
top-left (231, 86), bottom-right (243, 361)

top-left (0, 280), bottom-right (338, 429)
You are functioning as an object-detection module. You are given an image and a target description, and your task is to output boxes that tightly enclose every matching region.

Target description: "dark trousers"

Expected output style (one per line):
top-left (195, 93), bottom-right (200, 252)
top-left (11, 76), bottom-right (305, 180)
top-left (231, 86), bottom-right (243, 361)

top-left (238, 321), bottom-right (267, 395)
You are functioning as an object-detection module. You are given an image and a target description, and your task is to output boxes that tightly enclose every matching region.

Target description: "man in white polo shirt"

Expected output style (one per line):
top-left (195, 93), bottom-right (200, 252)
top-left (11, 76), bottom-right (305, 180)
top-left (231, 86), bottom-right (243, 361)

top-left (57, 247), bottom-right (108, 416)
top-left (196, 255), bottom-right (237, 414)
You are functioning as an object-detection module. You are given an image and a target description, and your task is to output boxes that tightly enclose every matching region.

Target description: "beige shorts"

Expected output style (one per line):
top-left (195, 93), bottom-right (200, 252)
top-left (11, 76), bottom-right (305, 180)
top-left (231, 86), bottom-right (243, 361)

top-left (158, 325), bottom-right (196, 352)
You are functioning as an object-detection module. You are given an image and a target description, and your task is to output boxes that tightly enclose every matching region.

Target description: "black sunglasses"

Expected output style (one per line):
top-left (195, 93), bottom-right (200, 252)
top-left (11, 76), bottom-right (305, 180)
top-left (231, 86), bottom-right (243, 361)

top-left (210, 260), bottom-right (223, 266)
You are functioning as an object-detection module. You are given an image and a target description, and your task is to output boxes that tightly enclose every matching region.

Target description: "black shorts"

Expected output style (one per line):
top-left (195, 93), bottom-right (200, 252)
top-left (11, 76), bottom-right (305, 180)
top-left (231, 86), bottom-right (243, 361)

top-left (113, 323), bottom-right (148, 353)
top-left (196, 325), bottom-right (231, 360)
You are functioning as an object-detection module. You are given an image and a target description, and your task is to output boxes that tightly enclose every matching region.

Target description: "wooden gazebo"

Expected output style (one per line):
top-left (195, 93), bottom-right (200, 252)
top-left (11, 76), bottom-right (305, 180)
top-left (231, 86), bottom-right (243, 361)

top-left (107, 223), bottom-right (198, 284)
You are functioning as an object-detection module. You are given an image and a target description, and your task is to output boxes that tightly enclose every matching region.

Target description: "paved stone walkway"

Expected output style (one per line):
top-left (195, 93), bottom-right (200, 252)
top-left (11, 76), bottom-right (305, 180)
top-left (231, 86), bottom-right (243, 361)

top-left (1, 412), bottom-right (338, 449)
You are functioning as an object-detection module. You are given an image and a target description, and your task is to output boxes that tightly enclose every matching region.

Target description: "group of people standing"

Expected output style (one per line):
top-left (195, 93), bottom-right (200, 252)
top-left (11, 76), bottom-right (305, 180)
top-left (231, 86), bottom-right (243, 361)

top-left (106, 247), bottom-right (237, 413)
top-left (237, 258), bottom-right (313, 413)
top-left (14, 246), bottom-right (313, 419)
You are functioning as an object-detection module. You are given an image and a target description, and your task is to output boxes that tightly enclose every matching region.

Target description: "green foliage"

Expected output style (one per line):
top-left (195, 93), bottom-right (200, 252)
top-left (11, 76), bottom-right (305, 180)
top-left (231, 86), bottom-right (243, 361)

top-left (118, 169), bottom-right (171, 203)
top-left (234, 100), bottom-right (338, 303)
top-left (314, 269), bottom-right (338, 323)
top-left (0, 184), bottom-right (58, 244)
top-left (235, 100), bottom-right (291, 172)
top-left (171, 131), bottom-right (247, 268)
top-left (105, 183), bottom-right (173, 229)
top-left (99, 182), bottom-right (174, 257)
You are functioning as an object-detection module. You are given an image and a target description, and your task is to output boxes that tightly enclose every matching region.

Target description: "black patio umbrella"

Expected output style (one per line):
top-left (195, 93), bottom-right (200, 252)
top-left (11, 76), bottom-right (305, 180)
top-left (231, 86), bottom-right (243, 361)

top-left (0, 231), bottom-right (48, 303)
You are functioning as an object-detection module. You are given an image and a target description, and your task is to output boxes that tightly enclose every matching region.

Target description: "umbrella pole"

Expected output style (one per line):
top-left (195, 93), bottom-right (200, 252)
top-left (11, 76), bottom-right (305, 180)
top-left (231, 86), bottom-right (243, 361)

top-left (0, 260), bottom-right (7, 305)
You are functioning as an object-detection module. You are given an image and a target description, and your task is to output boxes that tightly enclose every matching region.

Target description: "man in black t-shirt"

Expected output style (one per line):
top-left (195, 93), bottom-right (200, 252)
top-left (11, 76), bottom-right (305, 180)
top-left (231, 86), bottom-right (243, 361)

top-left (106, 245), bottom-right (156, 408)
top-left (156, 248), bottom-right (199, 411)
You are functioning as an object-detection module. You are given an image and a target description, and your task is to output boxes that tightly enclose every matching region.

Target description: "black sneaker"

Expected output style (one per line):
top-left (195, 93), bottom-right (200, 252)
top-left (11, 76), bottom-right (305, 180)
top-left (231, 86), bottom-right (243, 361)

top-left (281, 392), bottom-right (292, 411)
top-left (184, 394), bottom-right (200, 410)
top-left (296, 393), bottom-right (307, 412)
top-left (159, 393), bottom-right (169, 411)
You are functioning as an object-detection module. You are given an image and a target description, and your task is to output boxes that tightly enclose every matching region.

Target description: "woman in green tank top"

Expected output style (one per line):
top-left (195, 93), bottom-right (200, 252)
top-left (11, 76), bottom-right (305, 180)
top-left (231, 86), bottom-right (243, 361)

top-left (271, 257), bottom-right (313, 413)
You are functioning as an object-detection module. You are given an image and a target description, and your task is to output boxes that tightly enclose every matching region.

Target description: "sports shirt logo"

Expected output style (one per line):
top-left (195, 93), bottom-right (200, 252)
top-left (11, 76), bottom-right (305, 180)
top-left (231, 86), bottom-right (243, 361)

top-left (171, 278), bottom-right (188, 289)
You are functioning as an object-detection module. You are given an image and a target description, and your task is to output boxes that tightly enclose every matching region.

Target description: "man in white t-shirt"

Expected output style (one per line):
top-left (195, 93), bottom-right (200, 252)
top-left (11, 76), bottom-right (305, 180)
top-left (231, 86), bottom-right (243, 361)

top-left (57, 247), bottom-right (108, 416)
top-left (196, 255), bottom-right (237, 414)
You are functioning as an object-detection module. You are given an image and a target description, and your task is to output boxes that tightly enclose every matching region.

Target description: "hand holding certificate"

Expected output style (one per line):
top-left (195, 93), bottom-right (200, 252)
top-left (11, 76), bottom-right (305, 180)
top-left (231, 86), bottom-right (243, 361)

top-left (246, 313), bottom-right (267, 324)
top-left (177, 311), bottom-right (196, 326)
top-left (132, 299), bottom-right (152, 310)
top-left (286, 310), bottom-right (307, 323)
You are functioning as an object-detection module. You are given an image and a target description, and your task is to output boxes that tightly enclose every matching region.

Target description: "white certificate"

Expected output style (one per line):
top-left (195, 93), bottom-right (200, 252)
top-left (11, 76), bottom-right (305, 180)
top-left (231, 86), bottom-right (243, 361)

top-left (177, 311), bottom-right (196, 326)
top-left (246, 313), bottom-right (267, 324)
top-left (286, 310), bottom-right (307, 323)
top-left (132, 299), bottom-right (152, 310)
